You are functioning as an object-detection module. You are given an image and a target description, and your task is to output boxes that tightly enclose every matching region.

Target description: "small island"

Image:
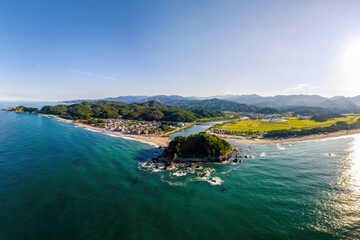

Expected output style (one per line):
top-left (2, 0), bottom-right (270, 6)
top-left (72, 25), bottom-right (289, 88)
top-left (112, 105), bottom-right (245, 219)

top-left (142, 133), bottom-right (240, 184)
top-left (161, 133), bottom-right (235, 163)
top-left (145, 133), bottom-right (237, 170)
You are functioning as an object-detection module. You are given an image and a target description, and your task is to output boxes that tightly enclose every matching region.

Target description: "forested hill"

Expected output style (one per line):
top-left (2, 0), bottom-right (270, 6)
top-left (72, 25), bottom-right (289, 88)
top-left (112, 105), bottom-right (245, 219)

top-left (165, 133), bottom-right (232, 159)
top-left (12, 101), bottom-right (225, 122)
top-left (166, 98), bottom-right (281, 114)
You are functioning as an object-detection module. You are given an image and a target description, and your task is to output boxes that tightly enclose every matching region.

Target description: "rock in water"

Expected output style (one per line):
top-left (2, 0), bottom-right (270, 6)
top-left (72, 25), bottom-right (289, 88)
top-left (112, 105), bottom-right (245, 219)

top-left (164, 161), bottom-right (176, 171)
top-left (208, 177), bottom-right (223, 186)
top-left (172, 170), bottom-right (187, 177)
top-left (145, 160), bottom-right (154, 167)
top-left (199, 171), bottom-right (210, 180)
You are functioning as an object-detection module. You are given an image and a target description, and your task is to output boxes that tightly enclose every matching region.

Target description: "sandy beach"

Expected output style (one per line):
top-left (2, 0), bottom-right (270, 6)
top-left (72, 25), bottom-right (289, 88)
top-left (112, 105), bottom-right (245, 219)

top-left (44, 114), bottom-right (360, 146)
top-left (214, 129), bottom-right (360, 145)
top-left (44, 114), bottom-right (171, 147)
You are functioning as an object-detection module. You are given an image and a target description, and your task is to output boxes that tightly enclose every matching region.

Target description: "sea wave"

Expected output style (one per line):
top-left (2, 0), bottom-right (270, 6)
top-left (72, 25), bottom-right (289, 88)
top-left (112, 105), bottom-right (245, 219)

top-left (208, 177), bottom-right (223, 186)
top-left (276, 144), bottom-right (286, 150)
top-left (160, 176), bottom-right (185, 186)
top-left (220, 166), bottom-right (240, 174)
top-left (85, 128), bottom-right (102, 133)
top-left (82, 127), bottom-right (159, 147)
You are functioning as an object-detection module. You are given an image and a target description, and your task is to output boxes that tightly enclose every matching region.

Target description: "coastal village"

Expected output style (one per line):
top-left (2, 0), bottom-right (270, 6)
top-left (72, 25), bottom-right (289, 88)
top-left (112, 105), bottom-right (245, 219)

top-left (88, 118), bottom-right (189, 137)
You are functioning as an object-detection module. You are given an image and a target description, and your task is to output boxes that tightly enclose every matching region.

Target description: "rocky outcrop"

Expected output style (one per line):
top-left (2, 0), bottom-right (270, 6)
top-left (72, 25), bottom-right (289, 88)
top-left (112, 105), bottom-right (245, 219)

top-left (164, 161), bottom-right (176, 171)
top-left (145, 160), bottom-right (154, 167)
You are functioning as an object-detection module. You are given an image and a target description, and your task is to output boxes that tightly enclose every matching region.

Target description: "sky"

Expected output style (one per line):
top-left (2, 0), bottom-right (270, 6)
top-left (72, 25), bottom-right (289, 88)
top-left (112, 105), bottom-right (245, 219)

top-left (1, 0), bottom-right (360, 101)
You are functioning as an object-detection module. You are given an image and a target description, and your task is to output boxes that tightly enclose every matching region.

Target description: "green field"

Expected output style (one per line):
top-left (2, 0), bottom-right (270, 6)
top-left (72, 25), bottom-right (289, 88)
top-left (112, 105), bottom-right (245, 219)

top-left (216, 115), bottom-right (360, 134)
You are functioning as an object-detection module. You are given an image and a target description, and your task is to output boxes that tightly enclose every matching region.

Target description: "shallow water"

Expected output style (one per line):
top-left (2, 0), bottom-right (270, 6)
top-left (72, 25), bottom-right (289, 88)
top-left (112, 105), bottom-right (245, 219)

top-left (169, 121), bottom-right (224, 139)
top-left (1, 103), bottom-right (360, 239)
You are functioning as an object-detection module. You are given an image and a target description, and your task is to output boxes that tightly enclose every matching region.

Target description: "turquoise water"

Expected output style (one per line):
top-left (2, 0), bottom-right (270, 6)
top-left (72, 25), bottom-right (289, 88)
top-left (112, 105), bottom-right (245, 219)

top-left (1, 103), bottom-right (360, 239)
top-left (170, 121), bottom-right (225, 139)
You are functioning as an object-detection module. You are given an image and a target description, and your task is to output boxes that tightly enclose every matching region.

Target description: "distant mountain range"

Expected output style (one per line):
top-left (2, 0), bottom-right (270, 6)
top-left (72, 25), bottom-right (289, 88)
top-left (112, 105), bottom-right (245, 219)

top-left (65, 94), bottom-right (360, 113)
top-left (218, 94), bottom-right (360, 110)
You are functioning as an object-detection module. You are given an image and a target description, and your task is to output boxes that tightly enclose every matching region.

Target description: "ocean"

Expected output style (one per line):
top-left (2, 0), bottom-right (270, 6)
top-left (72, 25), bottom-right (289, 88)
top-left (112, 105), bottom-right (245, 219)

top-left (0, 102), bottom-right (359, 240)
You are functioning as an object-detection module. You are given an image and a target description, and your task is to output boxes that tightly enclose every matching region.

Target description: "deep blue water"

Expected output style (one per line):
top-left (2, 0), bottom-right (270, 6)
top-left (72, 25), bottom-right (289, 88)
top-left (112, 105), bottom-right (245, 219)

top-left (1, 102), bottom-right (360, 240)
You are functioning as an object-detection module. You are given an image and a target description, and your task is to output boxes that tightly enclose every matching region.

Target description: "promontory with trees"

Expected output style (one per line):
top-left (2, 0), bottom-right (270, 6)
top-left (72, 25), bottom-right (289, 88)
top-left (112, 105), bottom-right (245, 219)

top-left (9, 101), bottom-right (225, 122)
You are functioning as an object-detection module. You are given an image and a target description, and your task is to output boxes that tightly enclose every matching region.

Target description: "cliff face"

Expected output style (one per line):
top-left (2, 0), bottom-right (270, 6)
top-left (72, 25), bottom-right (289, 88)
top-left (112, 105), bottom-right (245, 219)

top-left (4, 108), bottom-right (15, 111)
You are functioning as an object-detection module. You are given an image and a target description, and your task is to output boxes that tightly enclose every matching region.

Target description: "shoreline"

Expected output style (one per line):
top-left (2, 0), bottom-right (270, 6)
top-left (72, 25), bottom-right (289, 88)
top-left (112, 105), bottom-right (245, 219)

top-left (214, 129), bottom-right (360, 145)
top-left (43, 114), bottom-right (171, 147)
top-left (42, 114), bottom-right (360, 146)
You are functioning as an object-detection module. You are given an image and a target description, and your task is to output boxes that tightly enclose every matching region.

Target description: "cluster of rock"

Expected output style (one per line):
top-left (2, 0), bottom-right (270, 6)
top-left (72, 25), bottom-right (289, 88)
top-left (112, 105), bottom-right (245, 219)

top-left (140, 146), bottom-right (259, 186)
top-left (144, 160), bottom-right (204, 172)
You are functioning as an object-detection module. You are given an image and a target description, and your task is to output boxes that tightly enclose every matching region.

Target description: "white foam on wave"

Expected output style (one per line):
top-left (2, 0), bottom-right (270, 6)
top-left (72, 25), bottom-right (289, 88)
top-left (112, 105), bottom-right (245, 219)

top-left (208, 177), bottom-right (223, 186)
top-left (85, 128), bottom-right (102, 133)
top-left (172, 170), bottom-right (187, 177)
top-left (260, 152), bottom-right (266, 157)
top-left (139, 160), bottom-right (154, 168)
top-left (220, 166), bottom-right (240, 174)
top-left (276, 144), bottom-right (286, 150)
top-left (161, 176), bottom-right (184, 186)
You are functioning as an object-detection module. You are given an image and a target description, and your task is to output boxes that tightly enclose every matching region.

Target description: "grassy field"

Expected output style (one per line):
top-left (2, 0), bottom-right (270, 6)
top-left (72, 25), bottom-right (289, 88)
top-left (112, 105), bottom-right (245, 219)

top-left (216, 115), bottom-right (360, 134)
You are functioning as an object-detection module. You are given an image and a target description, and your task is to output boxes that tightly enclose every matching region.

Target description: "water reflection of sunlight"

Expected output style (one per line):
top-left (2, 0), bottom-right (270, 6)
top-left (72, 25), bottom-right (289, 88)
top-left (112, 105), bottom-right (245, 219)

top-left (345, 135), bottom-right (360, 193)
top-left (327, 135), bottom-right (360, 237)
top-left (313, 136), bottom-right (360, 237)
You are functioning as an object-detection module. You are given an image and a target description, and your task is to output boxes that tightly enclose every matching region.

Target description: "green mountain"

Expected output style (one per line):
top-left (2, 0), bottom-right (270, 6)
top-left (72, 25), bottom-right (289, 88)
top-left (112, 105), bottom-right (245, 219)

top-left (37, 101), bottom-right (224, 122)
top-left (165, 133), bottom-right (232, 159)
top-left (166, 98), bottom-right (280, 113)
top-left (138, 100), bottom-right (167, 109)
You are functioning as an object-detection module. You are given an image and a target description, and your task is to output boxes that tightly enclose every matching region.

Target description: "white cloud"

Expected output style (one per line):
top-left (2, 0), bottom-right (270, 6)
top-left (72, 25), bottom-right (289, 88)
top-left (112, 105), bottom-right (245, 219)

top-left (284, 83), bottom-right (308, 92)
top-left (278, 83), bottom-right (320, 95)
top-left (69, 69), bottom-right (116, 81)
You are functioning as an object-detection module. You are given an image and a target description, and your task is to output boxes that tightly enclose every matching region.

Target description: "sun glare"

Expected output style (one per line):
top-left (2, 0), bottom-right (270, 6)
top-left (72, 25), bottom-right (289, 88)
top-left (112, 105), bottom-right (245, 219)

top-left (338, 38), bottom-right (360, 93)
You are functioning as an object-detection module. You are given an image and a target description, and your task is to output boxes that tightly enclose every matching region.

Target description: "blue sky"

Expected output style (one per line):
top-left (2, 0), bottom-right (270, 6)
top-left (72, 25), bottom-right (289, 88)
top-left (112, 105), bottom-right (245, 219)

top-left (1, 0), bottom-right (360, 100)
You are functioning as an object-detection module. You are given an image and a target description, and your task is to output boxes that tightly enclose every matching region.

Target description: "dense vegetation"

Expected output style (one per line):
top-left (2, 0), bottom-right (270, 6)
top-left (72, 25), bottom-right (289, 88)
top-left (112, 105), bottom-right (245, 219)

top-left (36, 101), bottom-right (224, 122)
top-left (284, 106), bottom-right (334, 116)
top-left (166, 98), bottom-right (280, 113)
top-left (264, 119), bottom-right (360, 138)
top-left (310, 113), bottom-right (343, 122)
top-left (13, 106), bottom-right (39, 113)
top-left (256, 107), bottom-right (282, 114)
top-left (165, 133), bottom-right (232, 159)
top-left (137, 100), bottom-right (167, 109)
